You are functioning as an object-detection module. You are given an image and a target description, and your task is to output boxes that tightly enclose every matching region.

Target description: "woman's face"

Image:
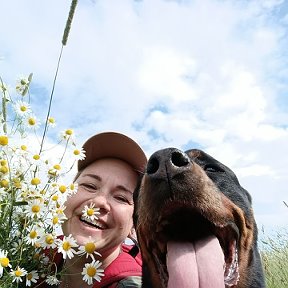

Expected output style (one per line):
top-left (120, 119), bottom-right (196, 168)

top-left (62, 158), bottom-right (138, 258)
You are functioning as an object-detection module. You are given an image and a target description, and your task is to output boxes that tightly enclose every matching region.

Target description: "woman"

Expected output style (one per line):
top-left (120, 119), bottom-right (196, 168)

top-left (49, 131), bottom-right (146, 288)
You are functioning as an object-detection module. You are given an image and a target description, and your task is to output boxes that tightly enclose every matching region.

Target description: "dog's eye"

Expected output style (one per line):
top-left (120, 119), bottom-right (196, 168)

top-left (204, 164), bottom-right (224, 173)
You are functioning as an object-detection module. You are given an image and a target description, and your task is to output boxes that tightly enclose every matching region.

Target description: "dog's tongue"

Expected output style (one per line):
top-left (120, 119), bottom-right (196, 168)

top-left (167, 235), bottom-right (225, 288)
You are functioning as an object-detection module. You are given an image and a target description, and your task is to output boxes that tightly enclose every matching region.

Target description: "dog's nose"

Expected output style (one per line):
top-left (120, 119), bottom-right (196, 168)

top-left (147, 148), bottom-right (191, 176)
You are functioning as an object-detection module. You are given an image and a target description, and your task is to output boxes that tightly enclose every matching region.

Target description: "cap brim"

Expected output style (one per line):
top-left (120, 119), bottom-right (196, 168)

top-left (78, 132), bottom-right (147, 174)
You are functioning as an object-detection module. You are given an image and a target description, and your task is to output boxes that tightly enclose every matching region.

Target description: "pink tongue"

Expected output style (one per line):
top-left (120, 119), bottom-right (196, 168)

top-left (167, 235), bottom-right (225, 288)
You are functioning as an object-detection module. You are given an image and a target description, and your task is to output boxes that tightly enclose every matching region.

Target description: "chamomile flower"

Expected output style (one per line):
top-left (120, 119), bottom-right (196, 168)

top-left (81, 260), bottom-right (104, 285)
top-left (9, 266), bottom-right (27, 283)
top-left (26, 114), bottom-right (40, 130)
top-left (25, 225), bottom-right (43, 246)
top-left (38, 232), bottom-right (57, 249)
top-left (45, 275), bottom-right (60, 286)
top-left (0, 249), bottom-right (11, 277)
top-left (78, 236), bottom-right (101, 260)
top-left (82, 203), bottom-right (100, 222)
top-left (16, 76), bottom-right (29, 95)
top-left (50, 212), bottom-right (67, 226)
top-left (13, 100), bottom-right (31, 116)
top-left (25, 199), bottom-right (44, 218)
top-left (57, 234), bottom-right (78, 259)
top-left (60, 129), bottom-right (75, 141)
top-left (47, 116), bottom-right (56, 127)
top-left (68, 182), bottom-right (78, 195)
top-left (72, 146), bottom-right (86, 160)
top-left (26, 270), bottom-right (39, 287)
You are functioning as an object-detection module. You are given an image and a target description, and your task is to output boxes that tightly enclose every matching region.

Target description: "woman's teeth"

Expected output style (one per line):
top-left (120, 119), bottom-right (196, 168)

top-left (80, 216), bottom-right (106, 229)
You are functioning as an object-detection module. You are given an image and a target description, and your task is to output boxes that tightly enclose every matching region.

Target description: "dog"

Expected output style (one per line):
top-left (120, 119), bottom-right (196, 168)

top-left (133, 148), bottom-right (266, 288)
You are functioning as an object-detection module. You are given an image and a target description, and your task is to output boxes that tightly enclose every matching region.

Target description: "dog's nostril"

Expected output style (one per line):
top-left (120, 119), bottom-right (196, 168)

top-left (171, 151), bottom-right (190, 167)
top-left (147, 157), bottom-right (159, 174)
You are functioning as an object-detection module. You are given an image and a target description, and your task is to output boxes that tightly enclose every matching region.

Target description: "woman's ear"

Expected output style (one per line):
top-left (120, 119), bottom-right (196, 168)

top-left (128, 227), bottom-right (137, 241)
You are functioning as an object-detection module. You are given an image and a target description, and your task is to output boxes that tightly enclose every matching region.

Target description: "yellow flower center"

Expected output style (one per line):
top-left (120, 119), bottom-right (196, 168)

top-left (31, 205), bottom-right (40, 213)
top-left (0, 257), bottom-right (9, 267)
top-left (28, 118), bottom-right (36, 126)
top-left (65, 129), bottom-right (73, 135)
top-left (70, 183), bottom-right (75, 190)
top-left (52, 195), bottom-right (58, 201)
top-left (0, 159), bottom-right (7, 166)
top-left (33, 154), bottom-right (40, 160)
top-left (0, 166), bottom-right (9, 174)
top-left (21, 145), bottom-right (27, 151)
top-left (15, 268), bottom-right (23, 277)
top-left (52, 217), bottom-right (59, 225)
top-left (87, 208), bottom-right (94, 216)
top-left (73, 149), bottom-right (80, 155)
top-left (0, 179), bottom-right (9, 187)
top-left (53, 164), bottom-right (61, 170)
top-left (45, 235), bottom-right (54, 245)
top-left (31, 178), bottom-right (40, 185)
top-left (85, 243), bottom-right (96, 254)
top-left (0, 135), bottom-right (8, 146)
top-left (87, 266), bottom-right (97, 277)
top-left (27, 273), bottom-right (33, 280)
top-left (20, 105), bottom-right (27, 112)
top-left (29, 230), bottom-right (37, 239)
top-left (62, 241), bottom-right (71, 251)
top-left (48, 117), bottom-right (55, 124)
top-left (59, 185), bottom-right (66, 193)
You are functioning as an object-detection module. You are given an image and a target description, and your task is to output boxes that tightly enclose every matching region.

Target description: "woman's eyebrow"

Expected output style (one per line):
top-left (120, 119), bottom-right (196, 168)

top-left (81, 173), bottom-right (101, 181)
top-left (116, 185), bottom-right (133, 195)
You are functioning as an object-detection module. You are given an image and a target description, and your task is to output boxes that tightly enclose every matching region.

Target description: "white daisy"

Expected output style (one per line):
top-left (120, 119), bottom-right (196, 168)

top-left (38, 232), bottom-right (57, 249)
top-left (0, 249), bottom-right (11, 277)
top-left (9, 266), bottom-right (27, 283)
top-left (82, 203), bottom-right (100, 222)
top-left (78, 236), bottom-right (101, 260)
top-left (47, 116), bottom-right (56, 127)
top-left (45, 275), bottom-right (60, 286)
top-left (26, 270), bottom-right (39, 287)
top-left (25, 114), bottom-right (40, 130)
top-left (68, 182), bottom-right (78, 195)
top-left (81, 260), bottom-right (104, 285)
top-left (13, 100), bottom-right (31, 116)
top-left (25, 199), bottom-right (44, 219)
top-left (25, 225), bottom-right (43, 246)
top-left (60, 129), bottom-right (75, 141)
top-left (57, 234), bottom-right (78, 259)
top-left (72, 146), bottom-right (86, 160)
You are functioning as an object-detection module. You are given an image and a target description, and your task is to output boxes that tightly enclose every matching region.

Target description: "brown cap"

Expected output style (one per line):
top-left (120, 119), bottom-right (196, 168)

top-left (78, 132), bottom-right (147, 174)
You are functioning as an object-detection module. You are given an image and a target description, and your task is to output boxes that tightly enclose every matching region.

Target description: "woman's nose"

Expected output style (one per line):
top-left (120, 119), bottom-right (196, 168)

top-left (90, 194), bottom-right (111, 214)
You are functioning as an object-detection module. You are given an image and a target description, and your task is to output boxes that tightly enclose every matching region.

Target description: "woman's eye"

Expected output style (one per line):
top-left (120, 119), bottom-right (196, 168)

top-left (114, 195), bottom-right (132, 204)
top-left (80, 183), bottom-right (98, 191)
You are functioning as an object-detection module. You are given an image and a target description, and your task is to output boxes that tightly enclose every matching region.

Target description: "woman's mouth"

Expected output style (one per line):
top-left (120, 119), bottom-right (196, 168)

top-left (80, 215), bottom-right (108, 230)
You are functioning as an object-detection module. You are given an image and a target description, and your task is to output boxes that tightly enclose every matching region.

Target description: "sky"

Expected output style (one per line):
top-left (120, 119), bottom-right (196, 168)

top-left (0, 0), bottom-right (288, 240)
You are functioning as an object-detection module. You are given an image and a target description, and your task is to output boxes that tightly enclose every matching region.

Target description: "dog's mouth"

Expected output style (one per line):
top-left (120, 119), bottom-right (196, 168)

top-left (151, 207), bottom-right (240, 287)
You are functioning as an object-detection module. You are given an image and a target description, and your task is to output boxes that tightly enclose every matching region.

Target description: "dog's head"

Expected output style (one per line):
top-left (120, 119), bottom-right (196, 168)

top-left (133, 148), bottom-right (265, 288)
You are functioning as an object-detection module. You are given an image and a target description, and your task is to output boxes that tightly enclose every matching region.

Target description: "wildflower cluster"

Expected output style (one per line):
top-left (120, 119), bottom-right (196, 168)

top-left (0, 76), bottom-right (104, 287)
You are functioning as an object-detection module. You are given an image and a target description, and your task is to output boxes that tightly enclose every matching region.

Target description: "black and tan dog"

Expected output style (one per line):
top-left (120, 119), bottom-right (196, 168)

top-left (133, 148), bottom-right (266, 288)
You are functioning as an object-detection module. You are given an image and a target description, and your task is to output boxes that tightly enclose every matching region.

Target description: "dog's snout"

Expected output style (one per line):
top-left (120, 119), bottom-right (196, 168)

top-left (147, 148), bottom-right (190, 176)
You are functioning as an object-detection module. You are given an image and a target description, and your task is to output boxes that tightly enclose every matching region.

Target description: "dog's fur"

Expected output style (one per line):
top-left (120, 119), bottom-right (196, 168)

top-left (133, 148), bottom-right (266, 288)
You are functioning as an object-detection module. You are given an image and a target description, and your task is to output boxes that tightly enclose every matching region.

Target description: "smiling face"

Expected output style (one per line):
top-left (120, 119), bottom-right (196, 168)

top-left (62, 158), bottom-right (138, 262)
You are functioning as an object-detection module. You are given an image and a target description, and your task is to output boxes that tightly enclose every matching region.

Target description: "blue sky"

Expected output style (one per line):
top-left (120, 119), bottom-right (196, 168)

top-left (1, 0), bottom-right (288, 238)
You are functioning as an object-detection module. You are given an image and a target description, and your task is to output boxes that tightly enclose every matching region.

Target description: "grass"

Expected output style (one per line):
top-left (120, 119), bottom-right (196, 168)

top-left (260, 228), bottom-right (288, 288)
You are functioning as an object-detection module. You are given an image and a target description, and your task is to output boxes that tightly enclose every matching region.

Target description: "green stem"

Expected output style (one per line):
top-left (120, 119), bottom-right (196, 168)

top-left (0, 77), bottom-right (7, 134)
top-left (39, 44), bottom-right (64, 155)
